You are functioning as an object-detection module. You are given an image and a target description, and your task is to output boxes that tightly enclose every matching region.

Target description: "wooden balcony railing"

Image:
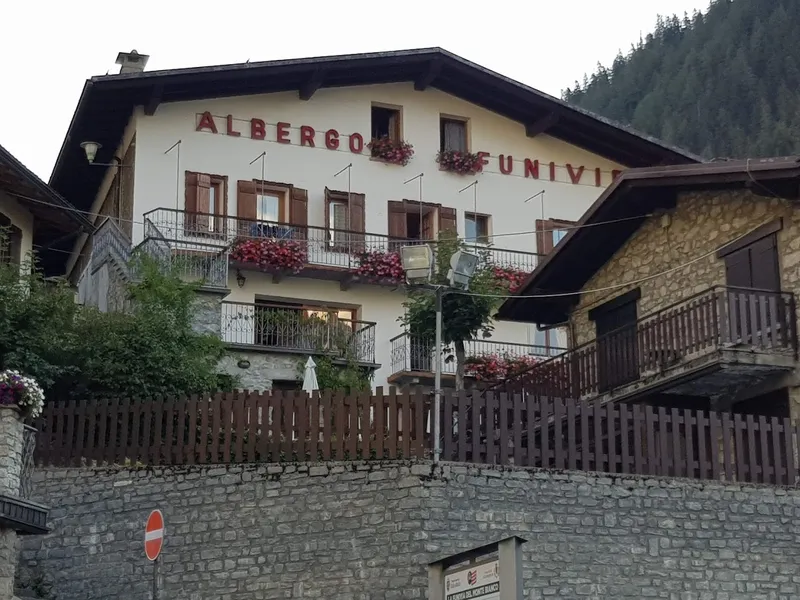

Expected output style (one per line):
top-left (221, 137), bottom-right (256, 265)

top-left (390, 333), bottom-right (564, 377)
top-left (502, 286), bottom-right (798, 398)
top-left (143, 208), bottom-right (541, 275)
top-left (221, 301), bottom-right (377, 364)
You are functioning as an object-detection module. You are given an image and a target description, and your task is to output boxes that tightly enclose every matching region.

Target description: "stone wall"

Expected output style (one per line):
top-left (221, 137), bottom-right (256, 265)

top-left (219, 351), bottom-right (302, 391)
top-left (1, 407), bottom-right (24, 599)
top-left (570, 189), bottom-right (796, 346)
top-left (19, 461), bottom-right (800, 600)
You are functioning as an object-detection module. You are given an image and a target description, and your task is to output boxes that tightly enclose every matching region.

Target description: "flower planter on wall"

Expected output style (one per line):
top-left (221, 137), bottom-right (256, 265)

top-left (436, 150), bottom-right (484, 175)
top-left (230, 238), bottom-right (308, 274)
top-left (355, 250), bottom-right (406, 284)
top-left (368, 137), bottom-right (415, 166)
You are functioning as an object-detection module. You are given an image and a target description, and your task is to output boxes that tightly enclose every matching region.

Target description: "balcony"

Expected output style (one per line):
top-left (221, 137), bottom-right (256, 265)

top-left (389, 333), bottom-right (564, 387)
top-left (143, 208), bottom-right (539, 288)
top-left (221, 301), bottom-right (378, 366)
top-left (504, 286), bottom-right (798, 403)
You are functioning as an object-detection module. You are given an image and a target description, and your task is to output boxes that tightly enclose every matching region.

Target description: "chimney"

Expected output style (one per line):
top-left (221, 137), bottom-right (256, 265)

top-left (115, 49), bottom-right (150, 74)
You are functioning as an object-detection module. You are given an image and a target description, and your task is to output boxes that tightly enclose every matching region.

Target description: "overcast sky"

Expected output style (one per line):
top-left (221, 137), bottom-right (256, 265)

top-left (2, 0), bottom-right (709, 180)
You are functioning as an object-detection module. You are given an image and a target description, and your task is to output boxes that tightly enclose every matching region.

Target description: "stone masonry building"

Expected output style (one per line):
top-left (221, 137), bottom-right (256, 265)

top-left (498, 157), bottom-right (800, 419)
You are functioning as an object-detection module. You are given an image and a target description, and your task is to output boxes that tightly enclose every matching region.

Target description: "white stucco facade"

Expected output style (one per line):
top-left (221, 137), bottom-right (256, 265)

top-left (0, 191), bottom-right (34, 269)
top-left (89, 81), bottom-right (625, 389)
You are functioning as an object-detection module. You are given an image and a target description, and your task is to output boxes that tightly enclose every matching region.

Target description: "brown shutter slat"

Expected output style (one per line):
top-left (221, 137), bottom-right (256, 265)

top-left (237, 180), bottom-right (257, 237)
top-left (438, 206), bottom-right (457, 234)
top-left (196, 173), bottom-right (211, 231)
top-left (388, 201), bottom-right (407, 240)
top-left (349, 193), bottom-right (366, 252)
top-left (290, 187), bottom-right (309, 227)
top-left (349, 193), bottom-right (366, 233)
top-left (536, 219), bottom-right (554, 254)
top-left (185, 172), bottom-right (200, 232)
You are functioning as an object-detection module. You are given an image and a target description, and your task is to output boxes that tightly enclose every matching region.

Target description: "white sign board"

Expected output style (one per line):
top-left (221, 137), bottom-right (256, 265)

top-left (444, 560), bottom-right (500, 600)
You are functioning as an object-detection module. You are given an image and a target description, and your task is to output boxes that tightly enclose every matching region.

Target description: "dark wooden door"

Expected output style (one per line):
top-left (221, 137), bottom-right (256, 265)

top-left (724, 234), bottom-right (781, 344)
top-left (596, 300), bottom-right (639, 392)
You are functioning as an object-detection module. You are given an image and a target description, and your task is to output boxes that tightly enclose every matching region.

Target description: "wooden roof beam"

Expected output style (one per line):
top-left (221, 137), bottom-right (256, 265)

top-left (144, 84), bottom-right (163, 116)
top-left (525, 113), bottom-right (560, 138)
top-left (299, 69), bottom-right (326, 101)
top-left (414, 59), bottom-right (442, 91)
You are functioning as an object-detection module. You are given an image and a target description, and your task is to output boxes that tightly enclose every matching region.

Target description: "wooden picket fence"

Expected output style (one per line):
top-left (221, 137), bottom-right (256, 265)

top-left (32, 389), bottom-right (800, 486)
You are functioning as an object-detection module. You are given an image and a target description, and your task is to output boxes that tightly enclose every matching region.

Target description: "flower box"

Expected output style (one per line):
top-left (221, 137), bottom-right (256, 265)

top-left (230, 238), bottom-right (307, 274)
top-left (0, 370), bottom-right (44, 418)
top-left (355, 250), bottom-right (406, 283)
top-left (464, 353), bottom-right (543, 382)
top-left (491, 266), bottom-right (530, 293)
top-left (368, 137), bottom-right (415, 166)
top-left (436, 150), bottom-right (483, 175)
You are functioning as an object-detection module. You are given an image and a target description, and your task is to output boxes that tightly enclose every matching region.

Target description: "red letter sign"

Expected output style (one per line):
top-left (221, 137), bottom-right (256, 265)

top-left (226, 115), bottom-right (241, 137)
top-left (300, 125), bottom-right (316, 147)
top-left (349, 133), bottom-right (364, 154)
top-left (251, 119), bottom-right (266, 140)
top-left (196, 112), bottom-right (217, 134)
top-left (325, 129), bottom-right (340, 150)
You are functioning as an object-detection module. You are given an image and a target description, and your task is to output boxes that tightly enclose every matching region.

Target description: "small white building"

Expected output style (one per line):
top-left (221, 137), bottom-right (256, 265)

top-left (54, 48), bottom-right (697, 391)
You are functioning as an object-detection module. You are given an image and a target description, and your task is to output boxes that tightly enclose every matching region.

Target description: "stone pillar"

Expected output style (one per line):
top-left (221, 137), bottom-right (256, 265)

top-left (0, 406), bottom-right (25, 599)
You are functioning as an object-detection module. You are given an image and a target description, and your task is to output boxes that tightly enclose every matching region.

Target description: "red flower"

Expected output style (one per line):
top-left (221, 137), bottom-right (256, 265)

top-left (230, 238), bottom-right (307, 273)
top-left (368, 137), bottom-right (415, 166)
top-left (436, 150), bottom-right (484, 175)
top-left (356, 250), bottom-right (405, 283)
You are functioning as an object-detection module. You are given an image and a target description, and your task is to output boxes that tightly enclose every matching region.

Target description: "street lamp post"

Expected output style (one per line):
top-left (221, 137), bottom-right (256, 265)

top-left (400, 245), bottom-right (479, 464)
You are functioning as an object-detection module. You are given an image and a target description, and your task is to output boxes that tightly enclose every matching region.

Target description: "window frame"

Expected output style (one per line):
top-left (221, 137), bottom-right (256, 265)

top-left (0, 212), bottom-right (22, 266)
top-left (370, 103), bottom-right (403, 142)
top-left (464, 211), bottom-right (491, 245)
top-left (439, 114), bottom-right (470, 153)
top-left (535, 218), bottom-right (577, 255)
top-left (253, 181), bottom-right (289, 224)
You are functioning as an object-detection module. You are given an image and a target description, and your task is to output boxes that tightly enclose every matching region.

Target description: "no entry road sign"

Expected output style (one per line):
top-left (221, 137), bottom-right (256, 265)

top-left (144, 509), bottom-right (164, 561)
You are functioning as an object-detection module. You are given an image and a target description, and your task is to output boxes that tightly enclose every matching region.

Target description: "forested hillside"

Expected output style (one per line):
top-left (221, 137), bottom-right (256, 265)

top-left (563, 0), bottom-right (800, 159)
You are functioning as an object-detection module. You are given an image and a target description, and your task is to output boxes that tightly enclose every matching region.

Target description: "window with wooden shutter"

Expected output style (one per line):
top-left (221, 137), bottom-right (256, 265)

top-left (465, 212), bottom-right (490, 244)
top-left (349, 193), bottom-right (366, 252)
top-left (535, 218), bottom-right (576, 255)
top-left (237, 180), bottom-right (258, 237)
top-left (185, 171), bottom-right (227, 235)
top-left (388, 201), bottom-right (407, 241)
top-left (438, 206), bottom-right (457, 235)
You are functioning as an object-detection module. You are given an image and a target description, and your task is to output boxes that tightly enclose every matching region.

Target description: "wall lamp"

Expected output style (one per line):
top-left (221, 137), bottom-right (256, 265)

top-left (80, 141), bottom-right (129, 168)
top-left (236, 270), bottom-right (247, 288)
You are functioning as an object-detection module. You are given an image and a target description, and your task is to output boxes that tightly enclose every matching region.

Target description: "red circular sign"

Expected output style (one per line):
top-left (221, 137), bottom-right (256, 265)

top-left (144, 509), bottom-right (164, 561)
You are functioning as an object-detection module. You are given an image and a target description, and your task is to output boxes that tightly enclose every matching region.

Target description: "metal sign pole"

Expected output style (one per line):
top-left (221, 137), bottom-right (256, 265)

top-left (152, 556), bottom-right (160, 600)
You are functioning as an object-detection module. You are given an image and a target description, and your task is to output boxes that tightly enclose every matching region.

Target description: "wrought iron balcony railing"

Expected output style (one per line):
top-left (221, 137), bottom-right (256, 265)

top-left (389, 333), bottom-right (564, 378)
top-left (143, 208), bottom-right (540, 275)
top-left (501, 286), bottom-right (798, 398)
top-left (221, 301), bottom-right (377, 364)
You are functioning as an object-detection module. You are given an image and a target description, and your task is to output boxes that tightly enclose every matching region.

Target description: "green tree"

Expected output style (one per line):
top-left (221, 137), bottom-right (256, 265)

top-left (563, 0), bottom-right (800, 159)
top-left (400, 233), bottom-right (510, 390)
top-left (0, 252), bottom-right (233, 403)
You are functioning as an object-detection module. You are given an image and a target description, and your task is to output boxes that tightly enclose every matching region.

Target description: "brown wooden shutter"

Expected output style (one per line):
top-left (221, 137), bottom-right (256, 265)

top-left (237, 180), bottom-right (257, 237)
top-left (349, 193), bottom-right (366, 252)
top-left (536, 219), bottom-right (553, 254)
top-left (438, 206), bottom-right (457, 235)
top-left (184, 171), bottom-right (200, 232)
top-left (290, 187), bottom-right (309, 227)
top-left (195, 173), bottom-right (211, 232)
top-left (388, 201), bottom-right (407, 239)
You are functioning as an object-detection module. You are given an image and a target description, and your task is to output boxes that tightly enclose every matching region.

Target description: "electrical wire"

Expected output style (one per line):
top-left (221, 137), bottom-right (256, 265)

top-left (451, 218), bottom-right (776, 300)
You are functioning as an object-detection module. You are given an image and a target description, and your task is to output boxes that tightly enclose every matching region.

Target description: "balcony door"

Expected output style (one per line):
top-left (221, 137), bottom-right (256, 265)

top-left (592, 290), bottom-right (640, 393)
top-left (723, 230), bottom-right (781, 344)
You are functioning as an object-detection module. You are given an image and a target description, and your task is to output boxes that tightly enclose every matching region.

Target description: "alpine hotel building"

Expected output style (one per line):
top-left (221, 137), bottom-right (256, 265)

top-left (53, 48), bottom-right (698, 391)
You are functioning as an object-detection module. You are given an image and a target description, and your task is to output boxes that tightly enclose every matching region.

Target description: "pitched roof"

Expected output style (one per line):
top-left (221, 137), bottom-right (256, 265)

top-left (50, 47), bottom-right (700, 212)
top-left (496, 156), bottom-right (800, 325)
top-left (0, 143), bottom-right (93, 275)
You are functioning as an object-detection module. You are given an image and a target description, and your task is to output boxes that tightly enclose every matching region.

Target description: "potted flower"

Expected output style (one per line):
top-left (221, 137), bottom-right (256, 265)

top-left (463, 353), bottom-right (544, 382)
top-left (436, 150), bottom-right (483, 175)
top-left (230, 238), bottom-right (307, 274)
top-left (491, 266), bottom-right (530, 293)
top-left (0, 370), bottom-right (45, 418)
top-left (368, 136), bottom-right (415, 166)
top-left (355, 249), bottom-right (406, 283)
